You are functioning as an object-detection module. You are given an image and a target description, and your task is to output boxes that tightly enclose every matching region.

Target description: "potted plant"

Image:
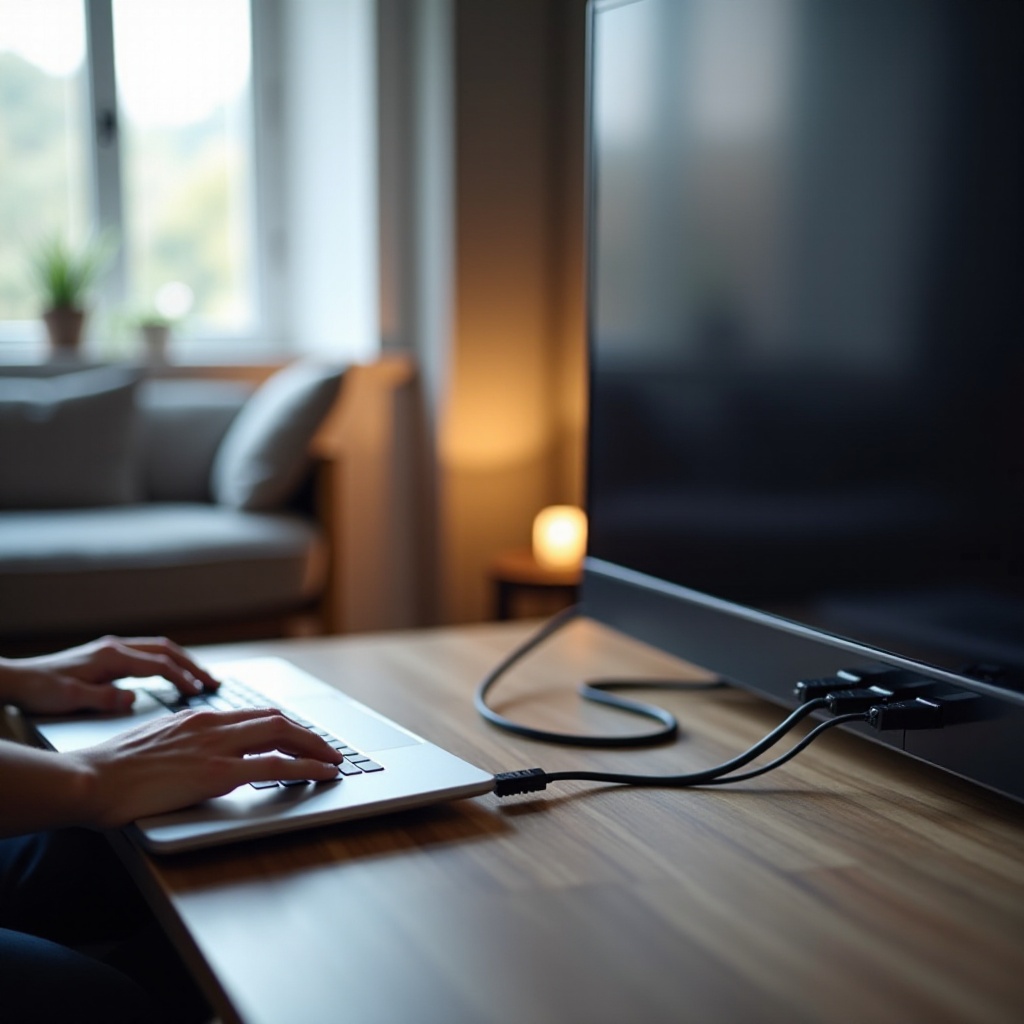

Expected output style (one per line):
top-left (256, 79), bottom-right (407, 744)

top-left (27, 232), bottom-right (116, 354)
top-left (130, 282), bottom-right (194, 363)
top-left (135, 311), bottom-right (174, 363)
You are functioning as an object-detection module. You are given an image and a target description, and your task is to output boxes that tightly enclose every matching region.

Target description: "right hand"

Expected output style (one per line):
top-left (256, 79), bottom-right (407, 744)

top-left (71, 707), bottom-right (343, 828)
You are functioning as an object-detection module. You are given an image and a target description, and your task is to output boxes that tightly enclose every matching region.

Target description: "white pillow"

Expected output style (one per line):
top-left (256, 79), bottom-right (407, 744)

top-left (211, 361), bottom-right (344, 511)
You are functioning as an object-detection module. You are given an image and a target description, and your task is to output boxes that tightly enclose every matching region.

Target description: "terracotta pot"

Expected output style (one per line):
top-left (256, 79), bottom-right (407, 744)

top-left (42, 307), bottom-right (86, 353)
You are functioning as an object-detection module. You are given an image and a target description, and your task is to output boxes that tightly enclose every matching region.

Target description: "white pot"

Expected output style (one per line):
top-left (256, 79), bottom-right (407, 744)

top-left (140, 323), bottom-right (170, 363)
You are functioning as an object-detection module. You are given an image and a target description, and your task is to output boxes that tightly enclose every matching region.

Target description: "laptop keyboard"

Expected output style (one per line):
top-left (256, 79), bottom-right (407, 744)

top-left (140, 676), bottom-right (385, 789)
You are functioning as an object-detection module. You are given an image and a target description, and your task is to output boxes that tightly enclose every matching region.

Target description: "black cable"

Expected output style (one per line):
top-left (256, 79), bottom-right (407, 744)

top-left (699, 713), bottom-right (866, 785)
top-left (492, 707), bottom-right (866, 796)
top-left (475, 604), bottom-right (726, 747)
top-left (480, 607), bottom-right (872, 798)
top-left (538, 699), bottom-right (837, 787)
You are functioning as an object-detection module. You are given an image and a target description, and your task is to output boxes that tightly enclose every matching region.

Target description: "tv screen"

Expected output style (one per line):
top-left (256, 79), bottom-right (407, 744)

top-left (583, 0), bottom-right (1024, 798)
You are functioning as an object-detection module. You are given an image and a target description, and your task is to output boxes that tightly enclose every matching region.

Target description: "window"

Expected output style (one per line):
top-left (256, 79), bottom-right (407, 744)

top-left (0, 0), bottom-right (261, 350)
top-left (0, 1), bottom-right (91, 322)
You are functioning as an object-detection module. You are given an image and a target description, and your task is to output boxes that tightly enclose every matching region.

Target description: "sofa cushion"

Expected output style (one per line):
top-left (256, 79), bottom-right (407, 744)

top-left (0, 504), bottom-right (326, 633)
top-left (138, 380), bottom-right (252, 502)
top-left (211, 361), bottom-right (344, 511)
top-left (0, 366), bottom-right (141, 509)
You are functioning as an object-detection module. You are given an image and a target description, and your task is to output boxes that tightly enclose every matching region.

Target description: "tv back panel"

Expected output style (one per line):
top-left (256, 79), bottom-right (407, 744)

top-left (582, 0), bottom-right (1024, 802)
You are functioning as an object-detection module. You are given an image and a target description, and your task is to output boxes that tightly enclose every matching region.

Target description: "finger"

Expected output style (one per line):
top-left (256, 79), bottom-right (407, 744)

top-left (65, 679), bottom-right (137, 714)
top-left (177, 708), bottom-right (343, 763)
top-left (181, 706), bottom-right (289, 727)
top-left (101, 643), bottom-right (205, 696)
top-left (215, 712), bottom-right (343, 762)
top-left (112, 637), bottom-right (220, 691)
top-left (233, 754), bottom-right (341, 786)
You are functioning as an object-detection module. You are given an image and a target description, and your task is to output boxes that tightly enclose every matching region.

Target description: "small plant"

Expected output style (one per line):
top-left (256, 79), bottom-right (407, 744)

top-left (135, 311), bottom-right (175, 329)
top-left (27, 231), bottom-right (117, 311)
top-left (126, 282), bottom-right (194, 330)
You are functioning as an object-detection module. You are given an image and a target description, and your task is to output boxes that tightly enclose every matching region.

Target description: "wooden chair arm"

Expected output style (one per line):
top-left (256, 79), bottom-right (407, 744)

top-left (309, 355), bottom-right (418, 634)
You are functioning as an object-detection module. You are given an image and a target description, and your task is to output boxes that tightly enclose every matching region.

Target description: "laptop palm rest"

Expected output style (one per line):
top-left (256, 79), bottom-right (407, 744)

top-left (300, 694), bottom-right (420, 753)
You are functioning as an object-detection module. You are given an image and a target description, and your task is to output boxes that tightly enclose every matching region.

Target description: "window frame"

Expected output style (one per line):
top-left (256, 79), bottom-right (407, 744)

top-left (0, 0), bottom-right (284, 361)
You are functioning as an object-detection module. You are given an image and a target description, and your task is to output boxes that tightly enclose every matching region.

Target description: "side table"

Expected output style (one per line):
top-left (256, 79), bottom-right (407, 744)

top-left (487, 548), bottom-right (581, 620)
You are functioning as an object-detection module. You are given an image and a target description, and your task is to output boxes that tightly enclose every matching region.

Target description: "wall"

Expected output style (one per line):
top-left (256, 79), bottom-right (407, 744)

top-left (280, 0), bottom-right (380, 362)
top-left (377, 0), bottom-right (452, 627)
top-left (379, 0), bottom-right (587, 626)
top-left (376, 0), bottom-right (585, 622)
top-left (444, 0), bottom-right (587, 623)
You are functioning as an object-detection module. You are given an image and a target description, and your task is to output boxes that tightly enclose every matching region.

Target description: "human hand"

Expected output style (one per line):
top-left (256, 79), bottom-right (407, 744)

top-left (71, 707), bottom-right (343, 827)
top-left (0, 636), bottom-right (220, 715)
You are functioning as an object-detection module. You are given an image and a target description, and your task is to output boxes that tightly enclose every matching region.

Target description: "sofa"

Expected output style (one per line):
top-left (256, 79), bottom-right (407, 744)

top-left (0, 361), bottom-right (347, 654)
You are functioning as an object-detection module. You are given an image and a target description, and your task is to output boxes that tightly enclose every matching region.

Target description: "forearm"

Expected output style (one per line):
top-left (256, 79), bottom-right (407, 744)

top-left (0, 739), bottom-right (98, 837)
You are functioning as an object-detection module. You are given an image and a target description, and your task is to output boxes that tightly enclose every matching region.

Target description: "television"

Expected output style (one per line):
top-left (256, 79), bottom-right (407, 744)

top-left (582, 0), bottom-right (1024, 802)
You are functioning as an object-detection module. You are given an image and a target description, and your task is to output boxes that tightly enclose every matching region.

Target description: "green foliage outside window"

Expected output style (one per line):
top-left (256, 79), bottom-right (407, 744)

top-left (0, 50), bottom-right (251, 334)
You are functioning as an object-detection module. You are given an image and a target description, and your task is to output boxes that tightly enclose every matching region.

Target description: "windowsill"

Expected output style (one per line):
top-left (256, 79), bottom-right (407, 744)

top-left (0, 336), bottom-right (293, 369)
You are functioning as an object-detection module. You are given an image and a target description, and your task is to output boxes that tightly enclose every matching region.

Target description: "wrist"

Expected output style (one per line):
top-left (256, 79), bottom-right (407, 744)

top-left (64, 753), bottom-right (109, 828)
top-left (0, 743), bottom-right (104, 836)
top-left (0, 660), bottom-right (42, 709)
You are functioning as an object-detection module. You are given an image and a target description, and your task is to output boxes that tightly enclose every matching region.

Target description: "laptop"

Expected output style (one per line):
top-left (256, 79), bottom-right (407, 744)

top-left (28, 657), bottom-right (496, 854)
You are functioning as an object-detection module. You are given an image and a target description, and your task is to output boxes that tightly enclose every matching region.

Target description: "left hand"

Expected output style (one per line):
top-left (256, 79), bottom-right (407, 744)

top-left (0, 636), bottom-right (220, 715)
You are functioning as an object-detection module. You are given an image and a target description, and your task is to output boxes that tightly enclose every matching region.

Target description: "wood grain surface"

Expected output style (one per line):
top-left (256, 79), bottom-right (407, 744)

top-left (123, 619), bottom-right (1024, 1024)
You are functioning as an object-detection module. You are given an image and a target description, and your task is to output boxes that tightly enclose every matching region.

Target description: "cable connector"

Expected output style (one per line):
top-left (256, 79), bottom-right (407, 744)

top-left (794, 676), bottom-right (848, 702)
top-left (493, 768), bottom-right (548, 797)
top-left (825, 687), bottom-right (892, 714)
top-left (867, 697), bottom-right (944, 731)
top-left (867, 690), bottom-right (983, 731)
top-left (797, 667), bottom-right (942, 706)
top-left (839, 667), bottom-right (929, 690)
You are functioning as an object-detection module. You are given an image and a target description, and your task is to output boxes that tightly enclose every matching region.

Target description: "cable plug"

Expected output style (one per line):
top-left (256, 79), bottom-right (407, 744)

top-left (796, 666), bottom-right (906, 701)
top-left (841, 667), bottom-right (914, 685)
top-left (867, 697), bottom-right (944, 731)
top-left (825, 687), bottom-right (892, 714)
top-left (797, 667), bottom-right (941, 706)
top-left (867, 691), bottom-right (983, 731)
top-left (795, 676), bottom-right (850, 702)
top-left (493, 768), bottom-right (548, 797)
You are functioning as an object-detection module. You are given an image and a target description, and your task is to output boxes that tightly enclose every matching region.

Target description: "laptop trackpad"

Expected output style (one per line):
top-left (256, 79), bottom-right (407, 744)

top-left (305, 695), bottom-right (421, 753)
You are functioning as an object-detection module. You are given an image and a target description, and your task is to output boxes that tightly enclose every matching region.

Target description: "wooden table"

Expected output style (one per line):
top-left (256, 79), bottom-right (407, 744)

top-left (117, 619), bottom-right (1024, 1024)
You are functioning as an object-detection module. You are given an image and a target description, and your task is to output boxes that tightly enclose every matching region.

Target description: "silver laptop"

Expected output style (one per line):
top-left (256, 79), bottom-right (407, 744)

top-left (29, 657), bottom-right (495, 854)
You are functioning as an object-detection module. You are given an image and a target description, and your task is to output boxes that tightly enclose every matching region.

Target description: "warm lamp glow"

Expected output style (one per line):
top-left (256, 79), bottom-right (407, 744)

top-left (532, 505), bottom-right (588, 569)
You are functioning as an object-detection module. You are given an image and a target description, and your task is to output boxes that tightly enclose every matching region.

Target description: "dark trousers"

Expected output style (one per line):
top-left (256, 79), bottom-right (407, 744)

top-left (0, 829), bottom-right (210, 1024)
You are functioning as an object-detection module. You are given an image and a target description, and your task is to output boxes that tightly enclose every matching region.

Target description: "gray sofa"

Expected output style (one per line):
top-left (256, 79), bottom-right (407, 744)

top-left (0, 362), bottom-right (344, 653)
